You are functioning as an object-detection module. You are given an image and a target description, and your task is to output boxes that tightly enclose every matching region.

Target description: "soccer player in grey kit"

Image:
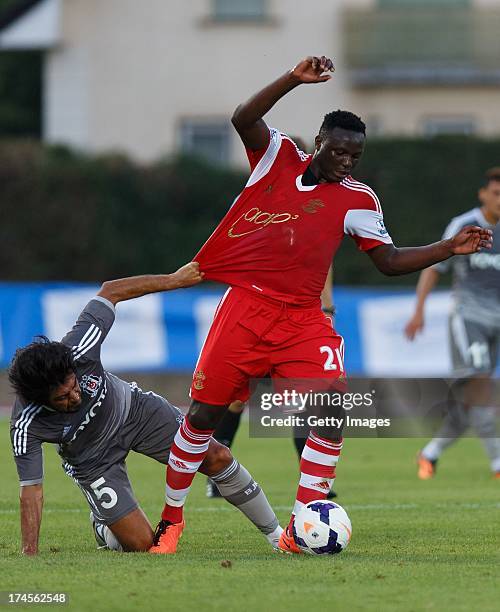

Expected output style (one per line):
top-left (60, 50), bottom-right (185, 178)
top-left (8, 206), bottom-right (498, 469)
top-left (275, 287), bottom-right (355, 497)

top-left (9, 262), bottom-right (282, 554)
top-left (405, 168), bottom-right (500, 479)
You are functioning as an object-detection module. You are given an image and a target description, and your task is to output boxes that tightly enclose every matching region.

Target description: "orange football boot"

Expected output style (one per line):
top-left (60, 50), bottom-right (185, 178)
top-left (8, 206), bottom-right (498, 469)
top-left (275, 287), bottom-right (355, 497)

top-left (494, 472), bottom-right (500, 480)
top-left (149, 519), bottom-right (185, 554)
top-left (417, 452), bottom-right (437, 480)
top-left (277, 525), bottom-right (302, 555)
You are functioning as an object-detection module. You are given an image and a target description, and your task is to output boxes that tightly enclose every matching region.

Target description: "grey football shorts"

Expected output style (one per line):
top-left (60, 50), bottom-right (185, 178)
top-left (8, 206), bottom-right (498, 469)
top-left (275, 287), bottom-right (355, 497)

top-left (71, 390), bottom-right (183, 525)
top-left (449, 314), bottom-right (500, 376)
top-left (77, 461), bottom-right (138, 525)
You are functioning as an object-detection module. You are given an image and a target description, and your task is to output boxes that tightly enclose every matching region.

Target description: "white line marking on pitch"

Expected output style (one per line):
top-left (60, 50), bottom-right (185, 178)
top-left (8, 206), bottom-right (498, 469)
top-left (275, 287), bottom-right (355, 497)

top-left (0, 502), bottom-right (499, 515)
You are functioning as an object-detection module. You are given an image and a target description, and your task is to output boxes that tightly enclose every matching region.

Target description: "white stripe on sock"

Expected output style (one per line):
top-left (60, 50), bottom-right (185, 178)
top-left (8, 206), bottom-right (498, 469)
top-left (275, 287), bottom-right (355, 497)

top-left (302, 445), bottom-right (340, 466)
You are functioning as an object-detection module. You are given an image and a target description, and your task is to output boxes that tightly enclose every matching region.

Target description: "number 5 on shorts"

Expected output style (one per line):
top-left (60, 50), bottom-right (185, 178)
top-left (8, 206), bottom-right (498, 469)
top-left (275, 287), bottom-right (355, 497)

top-left (90, 477), bottom-right (118, 509)
top-left (320, 344), bottom-right (345, 373)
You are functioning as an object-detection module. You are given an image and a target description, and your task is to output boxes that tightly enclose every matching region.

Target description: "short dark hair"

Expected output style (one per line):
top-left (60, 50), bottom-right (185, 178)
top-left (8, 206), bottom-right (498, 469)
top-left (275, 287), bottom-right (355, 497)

top-left (8, 336), bottom-right (75, 404)
top-left (484, 167), bottom-right (500, 187)
top-left (319, 110), bottom-right (366, 138)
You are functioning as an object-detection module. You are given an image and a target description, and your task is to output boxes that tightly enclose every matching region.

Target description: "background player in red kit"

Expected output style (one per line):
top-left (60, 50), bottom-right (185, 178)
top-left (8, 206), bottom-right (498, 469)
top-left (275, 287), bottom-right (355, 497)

top-left (152, 55), bottom-right (493, 553)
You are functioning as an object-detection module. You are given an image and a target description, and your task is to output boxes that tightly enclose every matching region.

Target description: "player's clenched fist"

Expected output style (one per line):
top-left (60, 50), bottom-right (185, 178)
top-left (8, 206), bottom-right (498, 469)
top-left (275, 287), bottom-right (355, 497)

top-left (448, 225), bottom-right (493, 255)
top-left (172, 262), bottom-right (204, 288)
top-left (290, 56), bottom-right (335, 84)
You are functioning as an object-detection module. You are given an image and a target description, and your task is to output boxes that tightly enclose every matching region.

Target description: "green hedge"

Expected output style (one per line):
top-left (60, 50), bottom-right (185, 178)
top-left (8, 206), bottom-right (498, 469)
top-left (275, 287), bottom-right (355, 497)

top-left (1, 137), bottom-right (499, 285)
top-left (0, 142), bottom-right (247, 281)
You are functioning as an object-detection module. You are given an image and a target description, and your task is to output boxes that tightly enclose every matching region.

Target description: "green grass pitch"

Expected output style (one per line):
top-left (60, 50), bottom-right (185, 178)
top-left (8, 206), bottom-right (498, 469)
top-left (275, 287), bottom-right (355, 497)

top-left (1, 418), bottom-right (499, 611)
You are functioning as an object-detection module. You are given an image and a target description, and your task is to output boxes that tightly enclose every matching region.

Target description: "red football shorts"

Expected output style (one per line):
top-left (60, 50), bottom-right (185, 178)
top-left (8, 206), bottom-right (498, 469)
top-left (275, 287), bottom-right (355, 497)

top-left (190, 287), bottom-right (346, 406)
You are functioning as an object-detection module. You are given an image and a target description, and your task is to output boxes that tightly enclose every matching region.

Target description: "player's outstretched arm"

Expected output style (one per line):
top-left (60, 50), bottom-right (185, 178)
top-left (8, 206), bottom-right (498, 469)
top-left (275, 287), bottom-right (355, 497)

top-left (97, 262), bottom-right (204, 306)
top-left (20, 484), bottom-right (43, 555)
top-left (232, 55), bottom-right (334, 150)
top-left (404, 267), bottom-right (441, 340)
top-left (367, 225), bottom-right (493, 277)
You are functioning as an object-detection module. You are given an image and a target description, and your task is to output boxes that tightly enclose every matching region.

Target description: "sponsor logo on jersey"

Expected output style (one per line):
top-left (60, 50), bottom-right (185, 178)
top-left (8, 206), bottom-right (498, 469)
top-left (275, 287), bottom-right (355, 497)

top-left (228, 207), bottom-right (299, 238)
top-left (69, 381), bottom-right (107, 443)
top-left (265, 184), bottom-right (273, 193)
top-left (193, 370), bottom-right (206, 390)
top-left (81, 374), bottom-right (103, 398)
top-left (376, 219), bottom-right (388, 236)
top-left (469, 252), bottom-right (500, 271)
top-left (302, 199), bottom-right (325, 214)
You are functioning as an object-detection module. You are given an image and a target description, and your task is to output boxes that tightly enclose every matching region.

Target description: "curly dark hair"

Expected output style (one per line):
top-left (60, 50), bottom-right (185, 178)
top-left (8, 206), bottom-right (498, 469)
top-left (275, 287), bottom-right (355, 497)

top-left (8, 336), bottom-right (76, 404)
top-left (319, 110), bottom-right (366, 138)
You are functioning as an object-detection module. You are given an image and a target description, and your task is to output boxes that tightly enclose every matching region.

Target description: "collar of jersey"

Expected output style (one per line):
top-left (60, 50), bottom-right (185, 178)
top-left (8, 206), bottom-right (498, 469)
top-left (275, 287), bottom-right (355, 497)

top-left (296, 174), bottom-right (318, 192)
top-left (476, 207), bottom-right (497, 229)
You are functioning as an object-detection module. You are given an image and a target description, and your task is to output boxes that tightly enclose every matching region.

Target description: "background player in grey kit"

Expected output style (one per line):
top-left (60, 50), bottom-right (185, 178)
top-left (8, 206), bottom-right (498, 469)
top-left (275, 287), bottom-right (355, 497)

top-left (405, 167), bottom-right (500, 479)
top-left (9, 262), bottom-right (282, 554)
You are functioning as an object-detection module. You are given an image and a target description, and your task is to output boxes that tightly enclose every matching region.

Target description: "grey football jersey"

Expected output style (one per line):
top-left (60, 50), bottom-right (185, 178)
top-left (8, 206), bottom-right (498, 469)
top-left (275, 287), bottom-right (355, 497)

top-left (10, 297), bottom-right (135, 484)
top-left (435, 208), bottom-right (500, 328)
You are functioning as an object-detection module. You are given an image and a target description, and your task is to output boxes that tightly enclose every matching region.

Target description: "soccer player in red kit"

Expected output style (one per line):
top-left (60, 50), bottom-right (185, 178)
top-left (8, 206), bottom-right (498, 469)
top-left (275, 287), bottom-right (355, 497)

top-left (150, 56), bottom-right (493, 554)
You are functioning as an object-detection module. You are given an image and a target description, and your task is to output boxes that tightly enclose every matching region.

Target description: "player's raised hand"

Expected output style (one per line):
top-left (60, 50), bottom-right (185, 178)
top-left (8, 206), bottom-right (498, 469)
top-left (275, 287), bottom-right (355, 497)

top-left (448, 225), bottom-right (493, 255)
top-left (404, 312), bottom-right (424, 341)
top-left (291, 56), bottom-right (335, 84)
top-left (172, 262), bottom-right (205, 288)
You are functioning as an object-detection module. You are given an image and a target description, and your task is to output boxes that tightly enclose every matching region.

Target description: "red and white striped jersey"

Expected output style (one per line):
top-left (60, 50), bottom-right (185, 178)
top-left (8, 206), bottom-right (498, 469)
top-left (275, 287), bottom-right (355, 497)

top-left (195, 128), bottom-right (392, 306)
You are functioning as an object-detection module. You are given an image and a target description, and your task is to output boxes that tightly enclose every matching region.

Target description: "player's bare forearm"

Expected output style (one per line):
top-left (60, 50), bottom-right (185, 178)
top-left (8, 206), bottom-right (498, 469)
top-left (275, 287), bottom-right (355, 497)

top-left (98, 262), bottom-right (204, 305)
top-left (20, 484), bottom-right (43, 555)
top-left (231, 72), bottom-right (301, 149)
top-left (414, 267), bottom-right (441, 313)
top-left (232, 56), bottom-right (334, 150)
top-left (368, 242), bottom-right (453, 276)
top-left (369, 225), bottom-right (493, 276)
top-left (404, 267), bottom-right (441, 339)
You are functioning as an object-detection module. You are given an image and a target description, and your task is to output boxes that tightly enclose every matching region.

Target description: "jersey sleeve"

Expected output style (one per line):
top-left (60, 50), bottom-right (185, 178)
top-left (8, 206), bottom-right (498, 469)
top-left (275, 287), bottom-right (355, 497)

top-left (243, 127), bottom-right (284, 183)
top-left (245, 129), bottom-right (272, 171)
top-left (10, 406), bottom-right (44, 485)
top-left (244, 128), bottom-right (309, 190)
top-left (61, 296), bottom-right (115, 363)
top-left (343, 188), bottom-right (393, 251)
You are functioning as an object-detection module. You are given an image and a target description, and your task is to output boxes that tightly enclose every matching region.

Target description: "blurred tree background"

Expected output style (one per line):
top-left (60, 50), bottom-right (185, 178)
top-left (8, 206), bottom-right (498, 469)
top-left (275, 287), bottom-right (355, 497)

top-left (1, 137), bottom-right (499, 286)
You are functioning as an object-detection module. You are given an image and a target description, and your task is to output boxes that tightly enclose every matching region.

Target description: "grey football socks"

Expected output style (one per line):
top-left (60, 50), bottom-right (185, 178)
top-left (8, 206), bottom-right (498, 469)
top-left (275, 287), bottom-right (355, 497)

top-left (211, 459), bottom-right (282, 548)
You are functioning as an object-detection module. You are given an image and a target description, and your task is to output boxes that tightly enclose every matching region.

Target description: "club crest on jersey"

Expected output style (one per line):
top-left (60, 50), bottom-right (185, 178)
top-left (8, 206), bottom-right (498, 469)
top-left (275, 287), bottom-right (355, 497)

top-left (193, 370), bottom-right (206, 390)
top-left (376, 219), bottom-right (388, 236)
top-left (228, 207), bottom-right (299, 238)
top-left (80, 374), bottom-right (102, 398)
top-left (302, 199), bottom-right (325, 214)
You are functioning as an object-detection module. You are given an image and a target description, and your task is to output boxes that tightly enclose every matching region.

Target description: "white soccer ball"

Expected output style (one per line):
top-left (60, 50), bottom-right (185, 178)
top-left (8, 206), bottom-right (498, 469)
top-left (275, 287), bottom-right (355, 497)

top-left (292, 500), bottom-right (352, 555)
